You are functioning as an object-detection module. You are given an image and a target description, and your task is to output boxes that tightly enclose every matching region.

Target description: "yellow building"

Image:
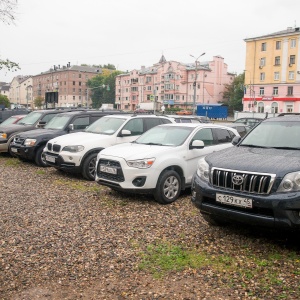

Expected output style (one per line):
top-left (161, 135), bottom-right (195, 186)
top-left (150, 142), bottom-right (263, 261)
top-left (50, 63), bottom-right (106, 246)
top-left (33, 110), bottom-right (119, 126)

top-left (244, 27), bottom-right (300, 113)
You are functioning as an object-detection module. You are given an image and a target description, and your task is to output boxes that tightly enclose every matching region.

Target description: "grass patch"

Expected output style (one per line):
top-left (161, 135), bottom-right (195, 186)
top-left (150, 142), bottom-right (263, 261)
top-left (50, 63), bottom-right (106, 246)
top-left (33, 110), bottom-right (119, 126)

top-left (53, 179), bottom-right (102, 193)
top-left (36, 169), bottom-right (46, 175)
top-left (3, 157), bottom-right (21, 167)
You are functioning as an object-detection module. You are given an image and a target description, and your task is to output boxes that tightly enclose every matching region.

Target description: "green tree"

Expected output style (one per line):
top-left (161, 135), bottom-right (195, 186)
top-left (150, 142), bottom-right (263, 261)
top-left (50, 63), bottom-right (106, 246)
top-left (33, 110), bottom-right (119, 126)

top-left (222, 73), bottom-right (244, 113)
top-left (0, 94), bottom-right (10, 107)
top-left (87, 71), bottom-right (122, 108)
top-left (34, 96), bottom-right (44, 109)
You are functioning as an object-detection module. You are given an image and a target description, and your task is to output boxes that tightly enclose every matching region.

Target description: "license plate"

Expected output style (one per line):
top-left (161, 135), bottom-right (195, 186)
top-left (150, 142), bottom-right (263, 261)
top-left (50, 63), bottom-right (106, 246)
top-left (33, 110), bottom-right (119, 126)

top-left (216, 193), bottom-right (252, 208)
top-left (45, 155), bottom-right (56, 163)
top-left (10, 147), bottom-right (18, 153)
top-left (100, 165), bottom-right (117, 174)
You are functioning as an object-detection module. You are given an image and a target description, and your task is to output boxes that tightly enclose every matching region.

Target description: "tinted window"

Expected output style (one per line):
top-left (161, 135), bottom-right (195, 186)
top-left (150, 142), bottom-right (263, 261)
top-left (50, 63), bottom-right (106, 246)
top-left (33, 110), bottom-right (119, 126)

top-left (41, 113), bottom-right (58, 123)
top-left (192, 128), bottom-right (214, 146)
top-left (144, 118), bottom-right (167, 131)
top-left (213, 128), bottom-right (233, 143)
top-left (73, 116), bottom-right (90, 130)
top-left (123, 118), bottom-right (144, 135)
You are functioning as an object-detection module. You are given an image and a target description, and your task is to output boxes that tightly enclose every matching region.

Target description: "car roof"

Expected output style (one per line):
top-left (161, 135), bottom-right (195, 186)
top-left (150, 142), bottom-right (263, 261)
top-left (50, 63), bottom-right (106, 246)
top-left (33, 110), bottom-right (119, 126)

top-left (101, 114), bottom-right (171, 120)
top-left (264, 115), bottom-right (300, 122)
top-left (157, 122), bottom-right (238, 129)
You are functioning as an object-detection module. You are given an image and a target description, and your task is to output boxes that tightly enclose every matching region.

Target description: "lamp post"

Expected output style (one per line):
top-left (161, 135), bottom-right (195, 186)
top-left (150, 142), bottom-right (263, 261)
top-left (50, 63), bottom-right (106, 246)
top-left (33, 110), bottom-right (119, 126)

top-left (190, 52), bottom-right (205, 115)
top-left (244, 70), bottom-right (255, 111)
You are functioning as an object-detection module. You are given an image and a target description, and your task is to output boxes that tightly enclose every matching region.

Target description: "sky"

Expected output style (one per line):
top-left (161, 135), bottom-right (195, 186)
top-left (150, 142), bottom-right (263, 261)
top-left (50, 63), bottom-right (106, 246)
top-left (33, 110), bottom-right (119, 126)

top-left (0, 0), bottom-right (299, 83)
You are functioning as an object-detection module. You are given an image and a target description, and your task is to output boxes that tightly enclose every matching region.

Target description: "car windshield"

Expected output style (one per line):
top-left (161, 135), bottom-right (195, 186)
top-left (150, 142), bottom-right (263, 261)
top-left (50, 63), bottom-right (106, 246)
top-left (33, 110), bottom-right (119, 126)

top-left (135, 125), bottom-right (194, 146)
top-left (84, 117), bottom-right (127, 135)
top-left (240, 121), bottom-right (300, 149)
top-left (0, 116), bottom-right (21, 126)
top-left (16, 112), bottom-right (43, 125)
top-left (44, 115), bottom-right (71, 129)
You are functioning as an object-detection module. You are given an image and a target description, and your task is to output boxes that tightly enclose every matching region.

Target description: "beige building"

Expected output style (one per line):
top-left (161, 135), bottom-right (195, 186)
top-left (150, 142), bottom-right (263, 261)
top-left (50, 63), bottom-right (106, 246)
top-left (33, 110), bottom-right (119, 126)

top-left (115, 55), bottom-right (235, 111)
top-left (9, 76), bottom-right (33, 108)
top-left (32, 64), bottom-right (102, 108)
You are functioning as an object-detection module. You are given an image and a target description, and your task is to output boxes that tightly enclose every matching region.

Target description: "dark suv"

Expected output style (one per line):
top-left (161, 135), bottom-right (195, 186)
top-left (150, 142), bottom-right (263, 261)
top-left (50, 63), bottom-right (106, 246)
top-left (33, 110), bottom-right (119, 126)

top-left (191, 114), bottom-right (300, 230)
top-left (9, 110), bottom-right (115, 167)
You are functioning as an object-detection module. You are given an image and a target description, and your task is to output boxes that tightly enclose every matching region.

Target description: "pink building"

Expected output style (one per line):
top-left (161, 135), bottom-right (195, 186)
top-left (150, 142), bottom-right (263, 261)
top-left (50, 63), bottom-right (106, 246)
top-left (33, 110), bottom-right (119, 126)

top-left (115, 55), bottom-right (235, 111)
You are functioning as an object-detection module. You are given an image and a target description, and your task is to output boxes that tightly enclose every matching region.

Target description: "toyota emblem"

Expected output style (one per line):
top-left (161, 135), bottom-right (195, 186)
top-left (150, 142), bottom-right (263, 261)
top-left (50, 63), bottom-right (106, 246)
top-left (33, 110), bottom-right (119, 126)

top-left (232, 174), bottom-right (244, 185)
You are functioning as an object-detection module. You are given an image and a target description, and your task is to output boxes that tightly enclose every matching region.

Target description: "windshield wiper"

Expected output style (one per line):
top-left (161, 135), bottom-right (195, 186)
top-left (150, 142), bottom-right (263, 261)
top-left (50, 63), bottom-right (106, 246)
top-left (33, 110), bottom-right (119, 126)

top-left (143, 142), bottom-right (163, 146)
top-left (240, 144), bottom-right (267, 148)
top-left (271, 146), bottom-right (300, 150)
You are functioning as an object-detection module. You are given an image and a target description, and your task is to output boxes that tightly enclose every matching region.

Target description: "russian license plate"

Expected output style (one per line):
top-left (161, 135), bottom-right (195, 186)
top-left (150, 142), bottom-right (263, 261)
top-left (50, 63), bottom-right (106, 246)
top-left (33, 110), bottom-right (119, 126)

top-left (45, 155), bottom-right (56, 163)
top-left (100, 165), bottom-right (117, 174)
top-left (216, 193), bottom-right (252, 208)
top-left (10, 147), bottom-right (18, 153)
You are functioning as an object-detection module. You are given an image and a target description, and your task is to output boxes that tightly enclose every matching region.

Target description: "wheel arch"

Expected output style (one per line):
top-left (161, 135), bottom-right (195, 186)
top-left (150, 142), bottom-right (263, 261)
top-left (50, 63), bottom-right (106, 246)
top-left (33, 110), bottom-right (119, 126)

top-left (159, 165), bottom-right (186, 190)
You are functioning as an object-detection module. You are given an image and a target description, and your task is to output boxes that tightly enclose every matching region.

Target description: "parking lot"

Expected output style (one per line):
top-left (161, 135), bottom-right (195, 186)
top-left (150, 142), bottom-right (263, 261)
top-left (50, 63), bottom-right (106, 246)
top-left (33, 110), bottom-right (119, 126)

top-left (1, 154), bottom-right (300, 299)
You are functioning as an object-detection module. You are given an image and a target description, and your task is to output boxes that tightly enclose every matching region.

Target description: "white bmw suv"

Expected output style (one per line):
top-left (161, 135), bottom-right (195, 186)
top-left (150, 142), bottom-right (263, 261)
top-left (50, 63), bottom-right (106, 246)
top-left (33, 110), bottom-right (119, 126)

top-left (42, 114), bottom-right (173, 180)
top-left (95, 123), bottom-right (239, 204)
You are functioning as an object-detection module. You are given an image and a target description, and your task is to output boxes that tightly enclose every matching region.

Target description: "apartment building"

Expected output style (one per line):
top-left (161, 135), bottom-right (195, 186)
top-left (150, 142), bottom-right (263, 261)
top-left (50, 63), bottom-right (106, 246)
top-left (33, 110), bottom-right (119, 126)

top-left (9, 76), bottom-right (33, 108)
top-left (32, 64), bottom-right (101, 108)
top-left (244, 26), bottom-right (300, 113)
top-left (115, 55), bottom-right (235, 111)
top-left (0, 82), bottom-right (10, 99)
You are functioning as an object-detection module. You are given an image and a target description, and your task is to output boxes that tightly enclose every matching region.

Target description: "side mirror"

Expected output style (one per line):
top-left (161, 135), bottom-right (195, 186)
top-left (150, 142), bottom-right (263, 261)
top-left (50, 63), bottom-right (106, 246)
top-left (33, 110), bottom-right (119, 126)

top-left (232, 136), bottom-right (241, 145)
top-left (68, 124), bottom-right (74, 131)
top-left (120, 129), bottom-right (131, 137)
top-left (37, 121), bottom-right (46, 128)
top-left (190, 140), bottom-right (205, 149)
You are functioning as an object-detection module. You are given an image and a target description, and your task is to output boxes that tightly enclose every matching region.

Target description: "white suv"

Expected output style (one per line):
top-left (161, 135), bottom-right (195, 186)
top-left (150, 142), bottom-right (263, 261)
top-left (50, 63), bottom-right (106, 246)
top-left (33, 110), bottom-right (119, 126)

top-left (42, 114), bottom-right (173, 180)
top-left (95, 123), bottom-right (239, 204)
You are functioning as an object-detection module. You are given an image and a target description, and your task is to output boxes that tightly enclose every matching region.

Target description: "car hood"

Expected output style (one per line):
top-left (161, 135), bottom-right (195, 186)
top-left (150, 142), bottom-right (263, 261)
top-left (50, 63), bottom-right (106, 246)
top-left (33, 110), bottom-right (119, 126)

top-left (206, 146), bottom-right (300, 175)
top-left (49, 131), bottom-right (112, 145)
top-left (16, 128), bottom-right (65, 140)
top-left (0, 123), bottom-right (34, 134)
top-left (100, 142), bottom-right (174, 160)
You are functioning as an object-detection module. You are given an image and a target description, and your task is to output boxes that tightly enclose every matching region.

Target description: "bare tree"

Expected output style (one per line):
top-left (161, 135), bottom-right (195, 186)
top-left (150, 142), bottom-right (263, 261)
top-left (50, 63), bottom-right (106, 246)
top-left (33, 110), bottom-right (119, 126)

top-left (0, 0), bottom-right (17, 24)
top-left (0, 0), bottom-right (20, 72)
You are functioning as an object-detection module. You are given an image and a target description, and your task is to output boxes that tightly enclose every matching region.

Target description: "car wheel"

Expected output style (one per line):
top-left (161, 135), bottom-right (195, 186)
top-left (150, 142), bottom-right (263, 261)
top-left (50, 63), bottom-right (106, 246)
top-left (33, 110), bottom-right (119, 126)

top-left (82, 153), bottom-right (97, 181)
top-left (8, 141), bottom-right (17, 157)
top-left (35, 146), bottom-right (48, 167)
top-left (154, 170), bottom-right (181, 204)
top-left (201, 214), bottom-right (227, 226)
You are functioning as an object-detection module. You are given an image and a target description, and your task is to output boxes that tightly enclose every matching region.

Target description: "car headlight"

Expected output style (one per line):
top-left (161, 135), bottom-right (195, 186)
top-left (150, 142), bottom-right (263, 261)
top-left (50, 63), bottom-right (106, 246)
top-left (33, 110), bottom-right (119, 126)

top-left (62, 145), bottom-right (84, 152)
top-left (1, 133), bottom-right (7, 139)
top-left (24, 138), bottom-right (37, 146)
top-left (196, 157), bottom-right (210, 182)
top-left (277, 172), bottom-right (300, 192)
top-left (126, 158), bottom-right (155, 169)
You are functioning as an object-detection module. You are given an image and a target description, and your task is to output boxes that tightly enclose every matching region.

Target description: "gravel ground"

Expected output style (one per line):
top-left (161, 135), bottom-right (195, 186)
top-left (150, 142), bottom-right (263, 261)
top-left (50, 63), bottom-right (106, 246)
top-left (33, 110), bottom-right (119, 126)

top-left (0, 155), bottom-right (300, 300)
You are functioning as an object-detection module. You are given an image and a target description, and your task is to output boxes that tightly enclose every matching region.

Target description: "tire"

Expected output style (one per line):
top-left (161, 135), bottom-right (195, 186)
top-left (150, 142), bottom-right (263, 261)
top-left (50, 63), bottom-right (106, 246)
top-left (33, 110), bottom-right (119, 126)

top-left (82, 153), bottom-right (97, 181)
top-left (35, 146), bottom-right (48, 167)
top-left (202, 214), bottom-right (227, 226)
top-left (8, 141), bottom-right (17, 157)
top-left (154, 170), bottom-right (181, 204)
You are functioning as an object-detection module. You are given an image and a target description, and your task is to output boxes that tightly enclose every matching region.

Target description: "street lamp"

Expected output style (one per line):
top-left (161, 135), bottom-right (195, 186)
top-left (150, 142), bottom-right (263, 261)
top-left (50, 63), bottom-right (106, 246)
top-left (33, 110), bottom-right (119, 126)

top-left (190, 52), bottom-right (205, 115)
top-left (26, 85), bottom-right (32, 109)
top-left (244, 69), bottom-right (255, 111)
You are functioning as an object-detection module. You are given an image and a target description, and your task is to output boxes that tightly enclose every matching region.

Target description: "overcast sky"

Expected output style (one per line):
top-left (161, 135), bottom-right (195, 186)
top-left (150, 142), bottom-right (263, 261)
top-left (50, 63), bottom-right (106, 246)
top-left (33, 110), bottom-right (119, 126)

top-left (0, 0), bottom-right (299, 83)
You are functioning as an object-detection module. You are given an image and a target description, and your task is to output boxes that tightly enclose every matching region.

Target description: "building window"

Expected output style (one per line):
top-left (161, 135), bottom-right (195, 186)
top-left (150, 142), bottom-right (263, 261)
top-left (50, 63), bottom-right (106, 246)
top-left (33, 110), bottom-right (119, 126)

top-left (260, 57), bottom-right (266, 67)
top-left (79, 74), bottom-right (81, 78)
top-left (147, 86), bottom-right (152, 91)
top-left (261, 42), bottom-right (266, 51)
top-left (257, 102), bottom-right (264, 113)
top-left (73, 96), bottom-right (75, 100)
top-left (287, 86), bottom-right (293, 96)
top-left (260, 73), bottom-right (265, 81)
top-left (259, 87), bottom-right (264, 95)
top-left (290, 55), bottom-right (296, 64)
top-left (79, 82), bottom-right (81, 86)
top-left (146, 77), bottom-right (152, 83)
top-left (273, 87), bottom-right (278, 95)
top-left (271, 102), bottom-right (278, 113)
top-left (291, 39), bottom-right (296, 48)
top-left (274, 56), bottom-right (280, 65)
top-left (274, 72), bottom-right (279, 80)
top-left (275, 41), bottom-right (281, 50)
top-left (288, 71), bottom-right (294, 80)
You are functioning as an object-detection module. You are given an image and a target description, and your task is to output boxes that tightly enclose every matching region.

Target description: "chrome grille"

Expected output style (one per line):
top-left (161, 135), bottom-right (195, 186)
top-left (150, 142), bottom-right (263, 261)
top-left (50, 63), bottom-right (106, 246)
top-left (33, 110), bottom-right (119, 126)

top-left (211, 168), bottom-right (275, 194)
top-left (13, 137), bottom-right (25, 146)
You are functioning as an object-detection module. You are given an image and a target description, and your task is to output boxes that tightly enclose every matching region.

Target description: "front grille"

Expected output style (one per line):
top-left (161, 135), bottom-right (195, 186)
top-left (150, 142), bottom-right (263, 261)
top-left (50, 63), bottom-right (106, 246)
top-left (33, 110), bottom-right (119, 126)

top-left (97, 159), bottom-right (124, 182)
top-left (47, 143), bottom-right (61, 152)
top-left (13, 137), bottom-right (25, 146)
top-left (211, 168), bottom-right (275, 195)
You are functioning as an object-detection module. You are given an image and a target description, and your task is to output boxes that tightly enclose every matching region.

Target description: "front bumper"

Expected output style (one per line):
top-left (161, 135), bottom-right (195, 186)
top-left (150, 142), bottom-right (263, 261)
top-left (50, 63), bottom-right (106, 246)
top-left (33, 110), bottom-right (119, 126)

top-left (0, 139), bottom-right (9, 152)
top-left (9, 144), bottom-right (35, 160)
top-left (191, 173), bottom-right (300, 229)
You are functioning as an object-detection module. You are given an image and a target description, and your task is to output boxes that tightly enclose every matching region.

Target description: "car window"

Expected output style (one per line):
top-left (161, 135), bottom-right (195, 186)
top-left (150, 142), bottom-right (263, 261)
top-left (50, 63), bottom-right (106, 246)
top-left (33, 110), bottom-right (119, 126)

top-left (180, 119), bottom-right (192, 123)
top-left (192, 128), bottom-right (214, 146)
top-left (213, 128), bottom-right (233, 143)
top-left (41, 113), bottom-right (58, 123)
top-left (73, 116), bottom-right (90, 130)
top-left (123, 118), bottom-right (144, 135)
top-left (235, 126), bottom-right (247, 136)
top-left (144, 118), bottom-right (167, 131)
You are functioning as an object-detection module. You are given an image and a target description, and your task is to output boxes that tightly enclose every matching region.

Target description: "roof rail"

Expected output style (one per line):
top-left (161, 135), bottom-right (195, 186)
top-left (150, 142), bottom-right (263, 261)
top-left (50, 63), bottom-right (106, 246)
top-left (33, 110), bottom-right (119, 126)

top-left (277, 113), bottom-right (300, 117)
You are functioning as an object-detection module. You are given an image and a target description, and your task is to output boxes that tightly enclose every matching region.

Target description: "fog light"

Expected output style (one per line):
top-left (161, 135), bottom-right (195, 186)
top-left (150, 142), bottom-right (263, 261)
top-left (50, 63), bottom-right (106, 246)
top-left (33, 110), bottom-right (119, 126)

top-left (68, 156), bottom-right (73, 160)
top-left (132, 176), bottom-right (146, 187)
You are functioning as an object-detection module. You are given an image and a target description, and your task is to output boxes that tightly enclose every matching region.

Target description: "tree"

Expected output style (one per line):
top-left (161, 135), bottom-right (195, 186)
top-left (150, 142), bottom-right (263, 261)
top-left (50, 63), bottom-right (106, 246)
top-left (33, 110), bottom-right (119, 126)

top-left (34, 96), bottom-right (44, 109)
top-left (0, 94), bottom-right (10, 107)
top-left (0, 0), bottom-right (20, 72)
top-left (222, 73), bottom-right (244, 113)
top-left (87, 71), bottom-right (122, 108)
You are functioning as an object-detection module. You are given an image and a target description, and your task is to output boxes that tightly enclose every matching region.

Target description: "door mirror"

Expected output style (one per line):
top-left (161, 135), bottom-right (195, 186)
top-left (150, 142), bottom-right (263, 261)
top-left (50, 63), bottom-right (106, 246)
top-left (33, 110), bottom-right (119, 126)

top-left (120, 129), bottom-right (131, 137)
top-left (37, 121), bottom-right (46, 128)
top-left (232, 136), bottom-right (241, 145)
top-left (190, 140), bottom-right (205, 149)
top-left (68, 124), bottom-right (74, 131)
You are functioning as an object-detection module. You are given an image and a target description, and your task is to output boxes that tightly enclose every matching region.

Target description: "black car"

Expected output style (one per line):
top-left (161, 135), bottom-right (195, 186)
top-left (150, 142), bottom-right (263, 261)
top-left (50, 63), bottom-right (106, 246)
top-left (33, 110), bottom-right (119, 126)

top-left (233, 117), bottom-right (263, 128)
top-left (191, 114), bottom-right (300, 230)
top-left (216, 123), bottom-right (251, 137)
top-left (9, 110), bottom-right (119, 167)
